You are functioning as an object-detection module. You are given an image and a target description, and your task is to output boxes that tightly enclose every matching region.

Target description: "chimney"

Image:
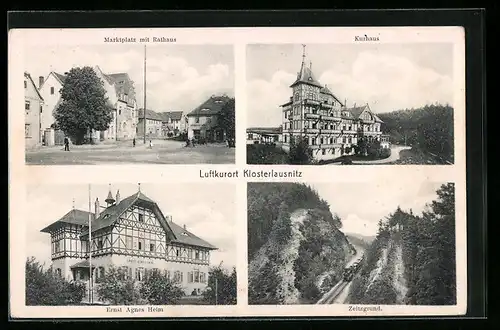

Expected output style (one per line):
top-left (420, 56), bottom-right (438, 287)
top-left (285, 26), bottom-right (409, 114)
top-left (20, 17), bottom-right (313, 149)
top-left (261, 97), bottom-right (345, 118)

top-left (39, 76), bottom-right (44, 89)
top-left (116, 190), bottom-right (121, 204)
top-left (95, 198), bottom-right (100, 218)
top-left (183, 224), bottom-right (186, 230)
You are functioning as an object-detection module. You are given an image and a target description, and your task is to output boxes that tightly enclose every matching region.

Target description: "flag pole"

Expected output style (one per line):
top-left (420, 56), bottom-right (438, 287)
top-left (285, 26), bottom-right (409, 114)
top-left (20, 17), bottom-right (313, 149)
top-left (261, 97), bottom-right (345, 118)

top-left (88, 184), bottom-right (93, 304)
top-left (143, 45), bottom-right (147, 144)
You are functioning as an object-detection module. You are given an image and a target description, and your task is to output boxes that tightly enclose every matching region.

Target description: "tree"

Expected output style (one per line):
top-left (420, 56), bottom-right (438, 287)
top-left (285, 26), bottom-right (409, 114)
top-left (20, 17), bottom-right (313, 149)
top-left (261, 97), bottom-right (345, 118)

top-left (96, 266), bottom-right (141, 305)
top-left (217, 97), bottom-right (235, 140)
top-left (288, 135), bottom-right (313, 164)
top-left (203, 265), bottom-right (237, 305)
top-left (54, 67), bottom-right (114, 144)
top-left (25, 257), bottom-right (85, 305)
top-left (139, 269), bottom-right (184, 305)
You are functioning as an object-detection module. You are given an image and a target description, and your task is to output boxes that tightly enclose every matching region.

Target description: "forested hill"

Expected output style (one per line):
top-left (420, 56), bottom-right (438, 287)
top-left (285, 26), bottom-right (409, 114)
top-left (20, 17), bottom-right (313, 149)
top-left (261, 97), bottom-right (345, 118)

top-left (247, 183), bottom-right (355, 305)
top-left (378, 104), bottom-right (454, 162)
top-left (347, 183), bottom-right (456, 305)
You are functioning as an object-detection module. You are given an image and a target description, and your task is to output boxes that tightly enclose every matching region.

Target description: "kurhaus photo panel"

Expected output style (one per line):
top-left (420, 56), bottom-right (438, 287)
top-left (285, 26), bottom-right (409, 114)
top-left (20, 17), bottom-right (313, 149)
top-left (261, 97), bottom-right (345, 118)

top-left (246, 44), bottom-right (455, 165)
top-left (247, 181), bottom-right (457, 306)
top-left (25, 183), bottom-right (237, 306)
top-left (24, 42), bottom-right (235, 165)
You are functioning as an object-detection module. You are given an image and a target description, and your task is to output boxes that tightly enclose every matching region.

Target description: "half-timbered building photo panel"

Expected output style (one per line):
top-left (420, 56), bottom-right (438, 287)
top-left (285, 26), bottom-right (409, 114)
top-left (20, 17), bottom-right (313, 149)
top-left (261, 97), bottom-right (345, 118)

top-left (25, 183), bottom-right (237, 306)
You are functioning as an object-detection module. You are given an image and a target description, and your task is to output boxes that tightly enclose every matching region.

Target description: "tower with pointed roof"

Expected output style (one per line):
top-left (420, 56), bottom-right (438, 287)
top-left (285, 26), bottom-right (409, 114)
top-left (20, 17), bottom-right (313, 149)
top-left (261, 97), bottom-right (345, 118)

top-left (280, 45), bottom-right (387, 161)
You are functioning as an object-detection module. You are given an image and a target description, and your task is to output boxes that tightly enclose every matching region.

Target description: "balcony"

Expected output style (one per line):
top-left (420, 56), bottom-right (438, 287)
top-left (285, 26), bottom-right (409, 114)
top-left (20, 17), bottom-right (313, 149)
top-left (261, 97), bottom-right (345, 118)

top-left (320, 102), bottom-right (334, 109)
top-left (304, 99), bottom-right (320, 106)
top-left (320, 115), bottom-right (341, 121)
top-left (304, 128), bottom-right (320, 134)
top-left (320, 129), bottom-right (342, 134)
top-left (305, 113), bottom-right (320, 120)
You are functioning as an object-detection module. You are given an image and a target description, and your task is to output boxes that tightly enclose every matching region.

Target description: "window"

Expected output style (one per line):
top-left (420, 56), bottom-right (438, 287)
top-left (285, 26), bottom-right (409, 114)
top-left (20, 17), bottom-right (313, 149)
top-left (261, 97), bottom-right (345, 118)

top-left (195, 251), bottom-right (200, 260)
top-left (194, 270), bottom-right (200, 283)
top-left (322, 149), bottom-right (326, 155)
top-left (348, 137), bottom-right (352, 144)
top-left (135, 267), bottom-right (145, 281)
top-left (56, 268), bottom-right (62, 277)
top-left (195, 117), bottom-right (200, 123)
top-left (119, 109), bottom-right (122, 115)
top-left (98, 239), bottom-right (103, 249)
top-left (138, 241), bottom-right (142, 250)
top-left (25, 101), bottom-right (30, 110)
top-left (50, 87), bottom-right (54, 95)
top-left (138, 213), bottom-right (144, 222)
top-left (24, 80), bottom-right (27, 89)
top-left (99, 267), bottom-right (105, 278)
top-left (342, 137), bottom-right (346, 143)
top-left (25, 124), bottom-right (31, 138)
top-left (188, 271), bottom-right (193, 283)
top-left (150, 243), bottom-right (155, 252)
top-left (188, 249), bottom-right (193, 259)
top-left (40, 105), bottom-right (43, 113)
top-left (54, 240), bottom-right (61, 253)
top-left (79, 270), bottom-right (85, 280)
top-left (311, 138), bottom-right (316, 145)
top-left (176, 248), bottom-right (180, 257)
top-left (126, 236), bottom-right (133, 249)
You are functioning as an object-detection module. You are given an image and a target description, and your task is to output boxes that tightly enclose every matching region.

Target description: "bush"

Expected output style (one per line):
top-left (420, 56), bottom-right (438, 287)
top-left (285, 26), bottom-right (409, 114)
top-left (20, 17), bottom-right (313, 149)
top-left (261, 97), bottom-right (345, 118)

top-left (25, 257), bottom-right (86, 305)
top-left (203, 265), bottom-right (237, 305)
top-left (247, 144), bottom-right (288, 164)
top-left (379, 148), bottom-right (391, 159)
top-left (140, 269), bottom-right (184, 305)
top-left (96, 266), bottom-right (141, 305)
top-left (288, 136), bottom-right (313, 165)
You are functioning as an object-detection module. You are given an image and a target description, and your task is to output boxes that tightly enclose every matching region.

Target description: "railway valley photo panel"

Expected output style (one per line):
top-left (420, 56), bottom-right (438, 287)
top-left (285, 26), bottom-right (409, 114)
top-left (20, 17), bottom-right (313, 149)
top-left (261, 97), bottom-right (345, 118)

top-left (246, 43), bottom-right (455, 165)
top-left (25, 183), bottom-right (237, 306)
top-left (24, 41), bottom-right (235, 165)
top-left (247, 181), bottom-right (457, 305)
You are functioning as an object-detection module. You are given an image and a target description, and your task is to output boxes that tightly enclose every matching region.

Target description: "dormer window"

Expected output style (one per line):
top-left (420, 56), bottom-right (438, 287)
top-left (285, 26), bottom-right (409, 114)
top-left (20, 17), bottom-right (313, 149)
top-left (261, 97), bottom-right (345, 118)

top-left (181, 232), bottom-right (189, 236)
top-left (214, 100), bottom-right (223, 104)
top-left (308, 77), bottom-right (312, 81)
top-left (201, 108), bottom-right (210, 111)
top-left (138, 214), bottom-right (144, 222)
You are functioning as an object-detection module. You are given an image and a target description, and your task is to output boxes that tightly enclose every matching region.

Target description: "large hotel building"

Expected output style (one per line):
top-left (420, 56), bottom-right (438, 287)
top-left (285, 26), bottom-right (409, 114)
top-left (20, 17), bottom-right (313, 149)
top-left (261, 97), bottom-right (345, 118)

top-left (281, 47), bottom-right (390, 161)
top-left (41, 186), bottom-right (217, 302)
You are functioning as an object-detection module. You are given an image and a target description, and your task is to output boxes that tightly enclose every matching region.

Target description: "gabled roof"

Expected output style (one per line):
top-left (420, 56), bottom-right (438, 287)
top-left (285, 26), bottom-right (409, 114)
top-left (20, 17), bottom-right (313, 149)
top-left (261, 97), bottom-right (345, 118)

top-left (320, 85), bottom-right (344, 106)
top-left (80, 191), bottom-right (167, 235)
top-left (40, 209), bottom-right (93, 233)
top-left (137, 109), bottom-right (163, 121)
top-left (53, 72), bottom-right (67, 84)
top-left (159, 111), bottom-right (184, 121)
top-left (169, 221), bottom-right (217, 250)
top-left (24, 72), bottom-right (44, 101)
top-left (290, 62), bottom-right (323, 88)
top-left (343, 104), bottom-right (384, 123)
top-left (186, 95), bottom-right (232, 117)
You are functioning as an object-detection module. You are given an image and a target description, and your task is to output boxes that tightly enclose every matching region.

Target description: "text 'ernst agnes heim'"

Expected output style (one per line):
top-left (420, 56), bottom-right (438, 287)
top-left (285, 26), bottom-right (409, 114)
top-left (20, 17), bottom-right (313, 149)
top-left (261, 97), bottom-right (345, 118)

top-left (106, 306), bottom-right (164, 314)
top-left (104, 36), bottom-right (176, 43)
top-left (199, 169), bottom-right (303, 178)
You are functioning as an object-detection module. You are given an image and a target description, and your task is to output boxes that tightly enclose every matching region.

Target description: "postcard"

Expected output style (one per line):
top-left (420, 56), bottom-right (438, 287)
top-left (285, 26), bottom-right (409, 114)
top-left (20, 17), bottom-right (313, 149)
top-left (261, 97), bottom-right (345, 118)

top-left (8, 26), bottom-right (466, 318)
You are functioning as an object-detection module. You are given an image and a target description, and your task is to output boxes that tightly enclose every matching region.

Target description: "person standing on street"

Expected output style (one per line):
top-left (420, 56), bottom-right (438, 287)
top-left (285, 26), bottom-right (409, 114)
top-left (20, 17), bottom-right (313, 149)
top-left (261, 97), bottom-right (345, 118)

top-left (64, 137), bottom-right (70, 151)
top-left (133, 137), bottom-right (136, 147)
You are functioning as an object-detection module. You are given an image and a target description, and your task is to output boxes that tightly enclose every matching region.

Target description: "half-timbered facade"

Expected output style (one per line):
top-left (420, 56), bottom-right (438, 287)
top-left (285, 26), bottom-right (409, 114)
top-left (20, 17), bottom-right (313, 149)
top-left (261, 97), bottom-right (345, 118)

top-left (281, 46), bottom-right (390, 161)
top-left (41, 188), bottom-right (217, 298)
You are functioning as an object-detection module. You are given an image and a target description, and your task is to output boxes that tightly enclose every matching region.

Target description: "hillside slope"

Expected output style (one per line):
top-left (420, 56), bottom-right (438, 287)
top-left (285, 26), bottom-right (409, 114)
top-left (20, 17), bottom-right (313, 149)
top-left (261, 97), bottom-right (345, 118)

top-left (347, 183), bottom-right (456, 305)
top-left (247, 183), bottom-right (355, 305)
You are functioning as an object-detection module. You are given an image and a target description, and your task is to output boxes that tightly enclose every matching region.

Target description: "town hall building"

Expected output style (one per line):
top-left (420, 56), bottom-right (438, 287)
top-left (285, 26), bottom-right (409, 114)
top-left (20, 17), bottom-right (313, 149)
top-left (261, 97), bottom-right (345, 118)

top-left (41, 186), bottom-right (217, 301)
top-left (281, 46), bottom-right (390, 161)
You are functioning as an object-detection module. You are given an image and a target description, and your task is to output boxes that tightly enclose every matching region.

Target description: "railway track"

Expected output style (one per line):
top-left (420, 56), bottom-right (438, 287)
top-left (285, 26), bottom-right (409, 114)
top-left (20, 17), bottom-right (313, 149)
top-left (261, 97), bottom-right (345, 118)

top-left (316, 280), bottom-right (350, 304)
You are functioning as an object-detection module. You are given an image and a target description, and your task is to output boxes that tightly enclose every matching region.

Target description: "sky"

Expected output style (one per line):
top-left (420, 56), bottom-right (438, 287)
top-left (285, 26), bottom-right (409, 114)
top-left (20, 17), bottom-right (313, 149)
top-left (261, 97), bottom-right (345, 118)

top-left (26, 183), bottom-right (236, 271)
top-left (247, 43), bottom-right (454, 127)
top-left (24, 44), bottom-right (234, 112)
top-left (311, 181), bottom-right (446, 238)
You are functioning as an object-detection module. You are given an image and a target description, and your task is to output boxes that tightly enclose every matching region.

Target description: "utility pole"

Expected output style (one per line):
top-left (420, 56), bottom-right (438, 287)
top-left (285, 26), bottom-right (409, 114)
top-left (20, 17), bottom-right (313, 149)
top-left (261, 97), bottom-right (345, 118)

top-left (143, 44), bottom-right (147, 144)
top-left (88, 184), bottom-right (93, 304)
top-left (215, 276), bottom-right (218, 305)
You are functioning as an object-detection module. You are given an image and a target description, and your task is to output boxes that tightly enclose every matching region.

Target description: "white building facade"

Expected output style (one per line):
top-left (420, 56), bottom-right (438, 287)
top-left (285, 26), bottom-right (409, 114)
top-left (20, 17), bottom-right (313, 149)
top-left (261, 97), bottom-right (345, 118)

top-left (41, 188), bottom-right (217, 300)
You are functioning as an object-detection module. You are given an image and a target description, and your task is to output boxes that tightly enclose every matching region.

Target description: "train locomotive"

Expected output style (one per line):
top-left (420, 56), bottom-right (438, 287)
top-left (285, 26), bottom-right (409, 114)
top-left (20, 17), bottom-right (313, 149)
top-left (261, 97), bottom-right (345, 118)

top-left (342, 255), bottom-right (364, 282)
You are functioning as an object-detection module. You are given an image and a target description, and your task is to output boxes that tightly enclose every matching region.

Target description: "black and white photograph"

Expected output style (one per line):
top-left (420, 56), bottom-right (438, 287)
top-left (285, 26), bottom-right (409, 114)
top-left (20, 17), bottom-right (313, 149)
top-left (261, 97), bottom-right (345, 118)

top-left (25, 183), bottom-right (236, 306)
top-left (24, 43), bottom-right (235, 165)
top-left (247, 181), bottom-right (456, 305)
top-left (246, 44), bottom-right (454, 165)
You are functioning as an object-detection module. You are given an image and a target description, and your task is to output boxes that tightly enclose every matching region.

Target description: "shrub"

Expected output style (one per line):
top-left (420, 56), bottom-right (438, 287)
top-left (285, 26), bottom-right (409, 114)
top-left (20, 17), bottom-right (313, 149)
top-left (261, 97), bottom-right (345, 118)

top-left (25, 257), bottom-right (86, 306)
top-left (140, 269), bottom-right (184, 305)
